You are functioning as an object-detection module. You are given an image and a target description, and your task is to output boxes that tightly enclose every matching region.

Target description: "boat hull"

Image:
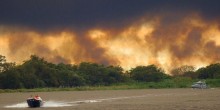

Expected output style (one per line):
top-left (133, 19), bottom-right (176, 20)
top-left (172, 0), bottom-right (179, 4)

top-left (27, 99), bottom-right (43, 107)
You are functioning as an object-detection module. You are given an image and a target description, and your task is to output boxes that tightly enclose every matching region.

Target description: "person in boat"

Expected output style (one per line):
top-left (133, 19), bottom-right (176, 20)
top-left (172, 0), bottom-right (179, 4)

top-left (34, 95), bottom-right (42, 100)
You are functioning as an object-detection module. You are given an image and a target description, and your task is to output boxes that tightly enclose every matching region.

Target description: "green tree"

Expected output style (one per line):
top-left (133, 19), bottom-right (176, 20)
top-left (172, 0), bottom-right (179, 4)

top-left (170, 65), bottom-right (197, 79)
top-left (170, 65), bottom-right (195, 76)
top-left (0, 68), bottom-right (23, 89)
top-left (197, 63), bottom-right (220, 79)
top-left (104, 66), bottom-right (127, 85)
top-left (21, 55), bottom-right (59, 87)
top-left (129, 65), bottom-right (168, 82)
top-left (0, 55), bottom-right (15, 73)
top-left (78, 62), bottom-right (106, 85)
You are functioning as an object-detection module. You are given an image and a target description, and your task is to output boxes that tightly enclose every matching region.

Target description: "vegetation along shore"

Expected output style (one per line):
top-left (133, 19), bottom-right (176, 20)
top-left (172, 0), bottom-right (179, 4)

top-left (0, 55), bottom-right (220, 93)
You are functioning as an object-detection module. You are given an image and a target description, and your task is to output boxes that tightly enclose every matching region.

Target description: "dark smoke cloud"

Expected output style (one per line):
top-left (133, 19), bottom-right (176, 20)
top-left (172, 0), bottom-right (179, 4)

top-left (171, 29), bottom-right (203, 60)
top-left (0, 0), bottom-right (220, 31)
top-left (74, 32), bottom-right (118, 65)
top-left (204, 41), bottom-right (220, 62)
top-left (1, 0), bottom-right (220, 71)
top-left (145, 12), bottom-right (220, 69)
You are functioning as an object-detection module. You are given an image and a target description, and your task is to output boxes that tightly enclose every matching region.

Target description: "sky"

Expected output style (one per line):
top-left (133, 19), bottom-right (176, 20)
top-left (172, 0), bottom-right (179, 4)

top-left (0, 0), bottom-right (220, 72)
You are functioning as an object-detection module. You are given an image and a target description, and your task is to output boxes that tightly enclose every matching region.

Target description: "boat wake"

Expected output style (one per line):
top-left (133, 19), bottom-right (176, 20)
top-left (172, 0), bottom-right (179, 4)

top-left (4, 94), bottom-right (174, 108)
top-left (4, 101), bottom-right (73, 108)
top-left (4, 100), bottom-right (101, 108)
top-left (4, 102), bottom-right (28, 108)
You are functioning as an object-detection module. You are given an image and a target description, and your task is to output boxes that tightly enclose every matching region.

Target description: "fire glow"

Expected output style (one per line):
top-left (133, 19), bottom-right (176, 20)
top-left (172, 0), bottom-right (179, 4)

top-left (0, 14), bottom-right (220, 72)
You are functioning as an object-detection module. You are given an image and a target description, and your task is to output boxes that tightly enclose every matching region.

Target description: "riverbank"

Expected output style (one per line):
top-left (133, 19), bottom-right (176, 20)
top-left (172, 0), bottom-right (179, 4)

top-left (1, 78), bottom-right (219, 93)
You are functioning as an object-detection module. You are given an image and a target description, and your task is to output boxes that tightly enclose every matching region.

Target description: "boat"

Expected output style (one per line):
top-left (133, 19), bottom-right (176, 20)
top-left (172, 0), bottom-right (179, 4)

top-left (27, 95), bottom-right (44, 107)
top-left (191, 81), bottom-right (208, 89)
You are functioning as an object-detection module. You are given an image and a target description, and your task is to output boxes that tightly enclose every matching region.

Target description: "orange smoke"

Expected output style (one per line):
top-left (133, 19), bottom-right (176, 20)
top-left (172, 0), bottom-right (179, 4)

top-left (0, 14), bottom-right (220, 72)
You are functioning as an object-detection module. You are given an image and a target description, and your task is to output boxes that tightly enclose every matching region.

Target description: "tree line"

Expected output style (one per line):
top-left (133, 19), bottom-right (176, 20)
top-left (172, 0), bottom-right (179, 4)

top-left (0, 55), bottom-right (220, 89)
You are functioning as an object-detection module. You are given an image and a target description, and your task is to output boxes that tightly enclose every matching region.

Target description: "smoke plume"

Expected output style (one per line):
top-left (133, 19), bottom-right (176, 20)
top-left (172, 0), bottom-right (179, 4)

top-left (0, 13), bottom-right (220, 72)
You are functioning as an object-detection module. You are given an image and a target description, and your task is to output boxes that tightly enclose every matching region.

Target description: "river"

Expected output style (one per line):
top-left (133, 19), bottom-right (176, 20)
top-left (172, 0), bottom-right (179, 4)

top-left (1, 88), bottom-right (220, 110)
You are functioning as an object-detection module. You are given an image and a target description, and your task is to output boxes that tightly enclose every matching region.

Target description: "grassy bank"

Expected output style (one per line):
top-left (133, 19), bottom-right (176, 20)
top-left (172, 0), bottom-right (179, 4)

top-left (0, 78), bottom-right (219, 93)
